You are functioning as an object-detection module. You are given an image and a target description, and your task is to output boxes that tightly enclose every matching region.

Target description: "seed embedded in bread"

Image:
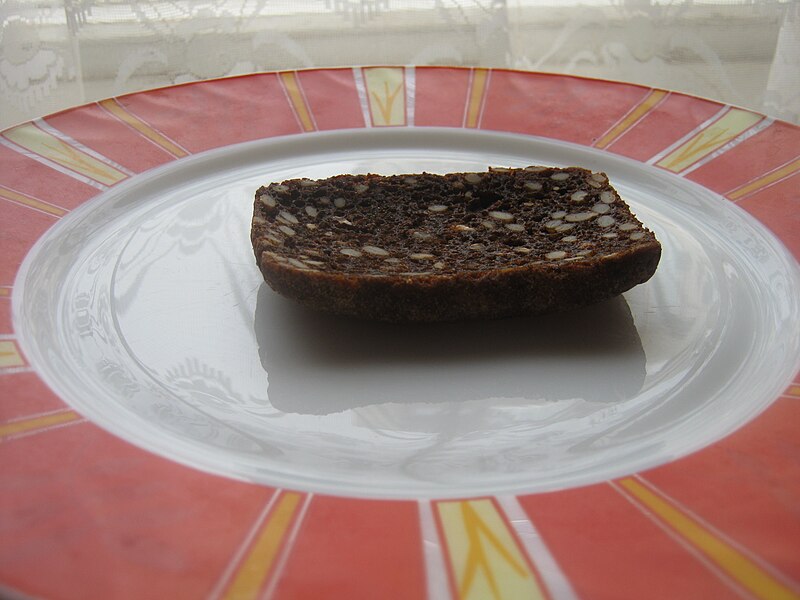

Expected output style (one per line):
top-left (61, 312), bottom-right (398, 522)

top-left (489, 211), bottom-right (514, 222)
top-left (596, 216), bottom-right (616, 228)
top-left (570, 190), bottom-right (588, 203)
top-left (251, 166), bottom-right (661, 322)
top-left (565, 212), bottom-right (596, 223)
top-left (362, 245), bottom-right (390, 256)
top-left (465, 173), bottom-right (482, 184)
top-left (278, 210), bottom-right (298, 225)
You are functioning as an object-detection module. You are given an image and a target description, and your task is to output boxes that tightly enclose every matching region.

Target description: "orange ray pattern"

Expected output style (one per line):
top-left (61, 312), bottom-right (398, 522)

top-left (0, 185), bottom-right (67, 217)
top-left (464, 68), bottom-right (490, 129)
top-left (99, 98), bottom-right (189, 158)
top-left (216, 491), bottom-right (307, 600)
top-left (0, 340), bottom-right (25, 369)
top-left (278, 72), bottom-right (316, 132)
top-left (594, 89), bottom-right (669, 149)
top-left (617, 477), bottom-right (800, 600)
top-left (726, 156), bottom-right (800, 201)
top-left (0, 409), bottom-right (82, 440)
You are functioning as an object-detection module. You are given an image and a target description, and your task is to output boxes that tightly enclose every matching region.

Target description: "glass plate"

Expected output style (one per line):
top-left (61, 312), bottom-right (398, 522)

top-left (14, 127), bottom-right (799, 498)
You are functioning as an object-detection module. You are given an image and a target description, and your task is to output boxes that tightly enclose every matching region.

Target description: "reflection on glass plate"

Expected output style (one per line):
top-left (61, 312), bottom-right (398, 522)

top-left (13, 128), bottom-right (800, 498)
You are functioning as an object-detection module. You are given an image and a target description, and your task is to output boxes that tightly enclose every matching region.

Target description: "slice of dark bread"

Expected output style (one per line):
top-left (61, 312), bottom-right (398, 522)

top-left (251, 166), bottom-right (661, 322)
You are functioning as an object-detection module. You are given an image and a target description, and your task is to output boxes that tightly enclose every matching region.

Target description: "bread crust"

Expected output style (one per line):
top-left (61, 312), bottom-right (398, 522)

top-left (257, 244), bottom-right (660, 321)
top-left (252, 167), bottom-right (661, 322)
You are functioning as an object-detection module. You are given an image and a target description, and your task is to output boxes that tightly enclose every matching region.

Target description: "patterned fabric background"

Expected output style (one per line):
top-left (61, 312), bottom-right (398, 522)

top-left (1, 1), bottom-right (798, 130)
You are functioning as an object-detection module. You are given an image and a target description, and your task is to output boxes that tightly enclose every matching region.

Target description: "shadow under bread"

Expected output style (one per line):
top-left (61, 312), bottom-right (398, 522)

top-left (254, 285), bottom-right (646, 416)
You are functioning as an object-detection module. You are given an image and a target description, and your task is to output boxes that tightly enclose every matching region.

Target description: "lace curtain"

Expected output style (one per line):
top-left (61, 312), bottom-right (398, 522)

top-left (1, 0), bottom-right (798, 130)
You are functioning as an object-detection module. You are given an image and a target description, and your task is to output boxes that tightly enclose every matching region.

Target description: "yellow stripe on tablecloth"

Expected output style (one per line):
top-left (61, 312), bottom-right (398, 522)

top-left (3, 123), bottom-right (128, 186)
top-left (465, 68), bottom-right (489, 129)
top-left (0, 410), bottom-right (81, 439)
top-left (0, 185), bottom-right (67, 217)
top-left (279, 72), bottom-right (315, 132)
top-left (619, 478), bottom-right (799, 600)
top-left (0, 340), bottom-right (25, 368)
top-left (99, 98), bottom-right (189, 158)
top-left (727, 157), bottom-right (800, 201)
top-left (222, 491), bottom-right (302, 600)
top-left (436, 498), bottom-right (548, 600)
top-left (594, 89), bottom-right (668, 149)
top-left (656, 108), bottom-right (762, 173)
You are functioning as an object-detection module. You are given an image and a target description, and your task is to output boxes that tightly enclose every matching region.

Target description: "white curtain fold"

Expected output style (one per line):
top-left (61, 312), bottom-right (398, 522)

top-left (1, 0), bottom-right (798, 129)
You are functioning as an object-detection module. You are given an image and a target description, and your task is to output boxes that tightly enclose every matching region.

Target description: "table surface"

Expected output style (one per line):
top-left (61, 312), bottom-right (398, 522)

top-left (1, 66), bottom-right (799, 600)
